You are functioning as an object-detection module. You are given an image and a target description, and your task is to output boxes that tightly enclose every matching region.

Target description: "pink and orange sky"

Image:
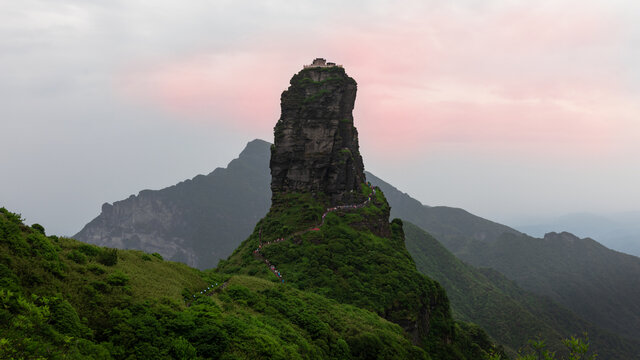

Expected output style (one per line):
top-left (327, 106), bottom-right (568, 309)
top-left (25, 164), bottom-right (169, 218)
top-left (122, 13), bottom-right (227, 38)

top-left (2, 0), bottom-right (640, 237)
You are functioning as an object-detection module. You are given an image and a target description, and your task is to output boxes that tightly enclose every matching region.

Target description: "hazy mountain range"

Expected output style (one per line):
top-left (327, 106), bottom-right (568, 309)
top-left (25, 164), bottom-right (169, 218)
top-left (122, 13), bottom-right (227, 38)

top-left (368, 171), bottom-right (640, 341)
top-left (74, 139), bottom-right (640, 358)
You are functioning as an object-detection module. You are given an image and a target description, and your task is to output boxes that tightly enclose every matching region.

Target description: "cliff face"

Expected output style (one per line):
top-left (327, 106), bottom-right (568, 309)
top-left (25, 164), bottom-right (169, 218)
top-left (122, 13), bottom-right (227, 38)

top-left (270, 65), bottom-right (366, 204)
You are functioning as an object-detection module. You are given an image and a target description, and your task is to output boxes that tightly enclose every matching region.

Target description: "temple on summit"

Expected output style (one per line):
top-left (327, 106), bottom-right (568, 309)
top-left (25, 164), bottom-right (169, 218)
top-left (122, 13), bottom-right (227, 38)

top-left (303, 57), bottom-right (342, 68)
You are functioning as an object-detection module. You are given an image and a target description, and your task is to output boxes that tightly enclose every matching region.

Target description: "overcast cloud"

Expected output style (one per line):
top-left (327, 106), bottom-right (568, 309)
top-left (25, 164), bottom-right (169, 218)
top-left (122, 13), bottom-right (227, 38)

top-left (2, 0), bottom-right (640, 236)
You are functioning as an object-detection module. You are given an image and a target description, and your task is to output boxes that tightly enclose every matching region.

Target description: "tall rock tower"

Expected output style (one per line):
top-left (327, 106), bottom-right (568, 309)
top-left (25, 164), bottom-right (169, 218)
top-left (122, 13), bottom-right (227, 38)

top-left (270, 58), bottom-right (366, 204)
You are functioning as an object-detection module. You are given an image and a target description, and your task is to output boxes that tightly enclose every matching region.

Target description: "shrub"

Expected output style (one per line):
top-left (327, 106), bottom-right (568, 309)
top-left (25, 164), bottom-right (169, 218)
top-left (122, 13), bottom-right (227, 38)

top-left (107, 272), bottom-right (129, 287)
top-left (78, 244), bottom-right (101, 257)
top-left (349, 332), bottom-right (384, 359)
top-left (97, 249), bottom-right (118, 266)
top-left (50, 298), bottom-right (90, 337)
top-left (87, 264), bottom-right (106, 275)
top-left (170, 337), bottom-right (197, 360)
top-left (190, 324), bottom-right (229, 358)
top-left (0, 264), bottom-right (20, 292)
top-left (90, 281), bottom-right (109, 292)
top-left (31, 223), bottom-right (45, 235)
top-left (67, 250), bottom-right (87, 264)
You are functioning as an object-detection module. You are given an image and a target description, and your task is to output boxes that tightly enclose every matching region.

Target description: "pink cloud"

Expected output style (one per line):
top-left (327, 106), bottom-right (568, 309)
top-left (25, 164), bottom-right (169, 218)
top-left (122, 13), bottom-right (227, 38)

top-left (117, 53), bottom-right (294, 134)
top-left (115, 1), bottom-right (636, 159)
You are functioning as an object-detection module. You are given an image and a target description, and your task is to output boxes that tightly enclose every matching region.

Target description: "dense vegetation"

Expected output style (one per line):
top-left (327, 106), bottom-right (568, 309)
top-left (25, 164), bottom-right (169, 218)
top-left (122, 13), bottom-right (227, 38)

top-left (403, 221), bottom-right (640, 359)
top-left (218, 186), bottom-right (503, 359)
top-left (1, 205), bottom-right (500, 359)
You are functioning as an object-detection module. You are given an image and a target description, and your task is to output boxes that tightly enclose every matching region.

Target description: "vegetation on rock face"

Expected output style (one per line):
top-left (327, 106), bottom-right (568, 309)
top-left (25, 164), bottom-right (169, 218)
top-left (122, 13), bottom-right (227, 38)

top-left (218, 186), bottom-right (504, 359)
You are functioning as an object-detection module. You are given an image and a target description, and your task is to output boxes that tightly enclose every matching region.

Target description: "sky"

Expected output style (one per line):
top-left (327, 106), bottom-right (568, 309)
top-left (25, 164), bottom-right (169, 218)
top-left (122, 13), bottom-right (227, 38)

top-left (2, 0), bottom-right (640, 236)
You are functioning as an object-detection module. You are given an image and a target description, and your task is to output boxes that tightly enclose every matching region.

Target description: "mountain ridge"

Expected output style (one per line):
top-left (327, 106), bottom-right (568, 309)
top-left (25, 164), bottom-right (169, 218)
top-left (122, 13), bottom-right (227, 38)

top-left (403, 221), bottom-right (640, 359)
top-left (367, 172), bottom-right (640, 343)
top-left (514, 212), bottom-right (640, 257)
top-left (75, 139), bottom-right (272, 269)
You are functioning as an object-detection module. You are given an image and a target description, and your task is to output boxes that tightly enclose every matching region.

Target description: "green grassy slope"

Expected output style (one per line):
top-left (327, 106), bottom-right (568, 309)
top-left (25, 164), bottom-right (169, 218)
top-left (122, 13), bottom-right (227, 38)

top-left (403, 221), bottom-right (640, 360)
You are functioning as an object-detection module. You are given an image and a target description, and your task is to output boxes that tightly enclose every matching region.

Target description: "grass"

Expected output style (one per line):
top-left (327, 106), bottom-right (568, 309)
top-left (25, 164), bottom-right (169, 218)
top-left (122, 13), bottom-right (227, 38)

top-left (45, 237), bottom-right (209, 305)
top-left (112, 249), bottom-right (206, 302)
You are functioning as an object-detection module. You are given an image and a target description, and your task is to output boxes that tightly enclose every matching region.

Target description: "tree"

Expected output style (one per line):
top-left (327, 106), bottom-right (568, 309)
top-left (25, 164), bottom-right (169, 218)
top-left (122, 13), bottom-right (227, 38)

top-left (489, 335), bottom-right (596, 360)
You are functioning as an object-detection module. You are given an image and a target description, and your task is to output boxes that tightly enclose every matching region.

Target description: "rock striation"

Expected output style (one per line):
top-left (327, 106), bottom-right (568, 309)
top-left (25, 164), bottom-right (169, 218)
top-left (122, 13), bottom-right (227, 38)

top-left (270, 60), bottom-right (366, 204)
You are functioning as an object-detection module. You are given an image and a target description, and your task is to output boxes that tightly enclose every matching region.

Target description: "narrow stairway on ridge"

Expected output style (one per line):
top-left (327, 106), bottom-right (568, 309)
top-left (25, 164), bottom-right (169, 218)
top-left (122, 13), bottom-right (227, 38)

top-left (252, 183), bottom-right (378, 282)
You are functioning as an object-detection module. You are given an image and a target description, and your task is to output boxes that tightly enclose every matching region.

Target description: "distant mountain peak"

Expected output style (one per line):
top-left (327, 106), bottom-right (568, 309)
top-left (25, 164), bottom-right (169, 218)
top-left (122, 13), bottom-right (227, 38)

top-left (544, 231), bottom-right (580, 241)
top-left (240, 138), bottom-right (271, 156)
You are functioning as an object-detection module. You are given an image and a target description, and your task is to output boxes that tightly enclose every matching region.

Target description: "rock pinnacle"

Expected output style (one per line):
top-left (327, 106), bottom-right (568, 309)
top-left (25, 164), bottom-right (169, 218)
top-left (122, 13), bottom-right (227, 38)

top-left (270, 58), bottom-right (366, 204)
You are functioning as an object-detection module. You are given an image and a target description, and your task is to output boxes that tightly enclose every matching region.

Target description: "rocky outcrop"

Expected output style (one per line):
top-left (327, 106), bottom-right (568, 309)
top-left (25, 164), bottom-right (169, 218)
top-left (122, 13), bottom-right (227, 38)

top-left (270, 63), bottom-right (366, 204)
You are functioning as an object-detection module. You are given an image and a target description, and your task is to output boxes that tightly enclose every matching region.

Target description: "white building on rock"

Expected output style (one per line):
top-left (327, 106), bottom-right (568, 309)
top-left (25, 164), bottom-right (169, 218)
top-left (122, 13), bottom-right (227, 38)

top-left (304, 58), bottom-right (342, 68)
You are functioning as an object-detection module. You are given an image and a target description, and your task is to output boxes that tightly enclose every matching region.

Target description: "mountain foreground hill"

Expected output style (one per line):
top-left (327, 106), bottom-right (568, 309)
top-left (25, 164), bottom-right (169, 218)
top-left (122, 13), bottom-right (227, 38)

top-left (71, 58), bottom-right (640, 357)
top-left (374, 165), bottom-right (640, 342)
